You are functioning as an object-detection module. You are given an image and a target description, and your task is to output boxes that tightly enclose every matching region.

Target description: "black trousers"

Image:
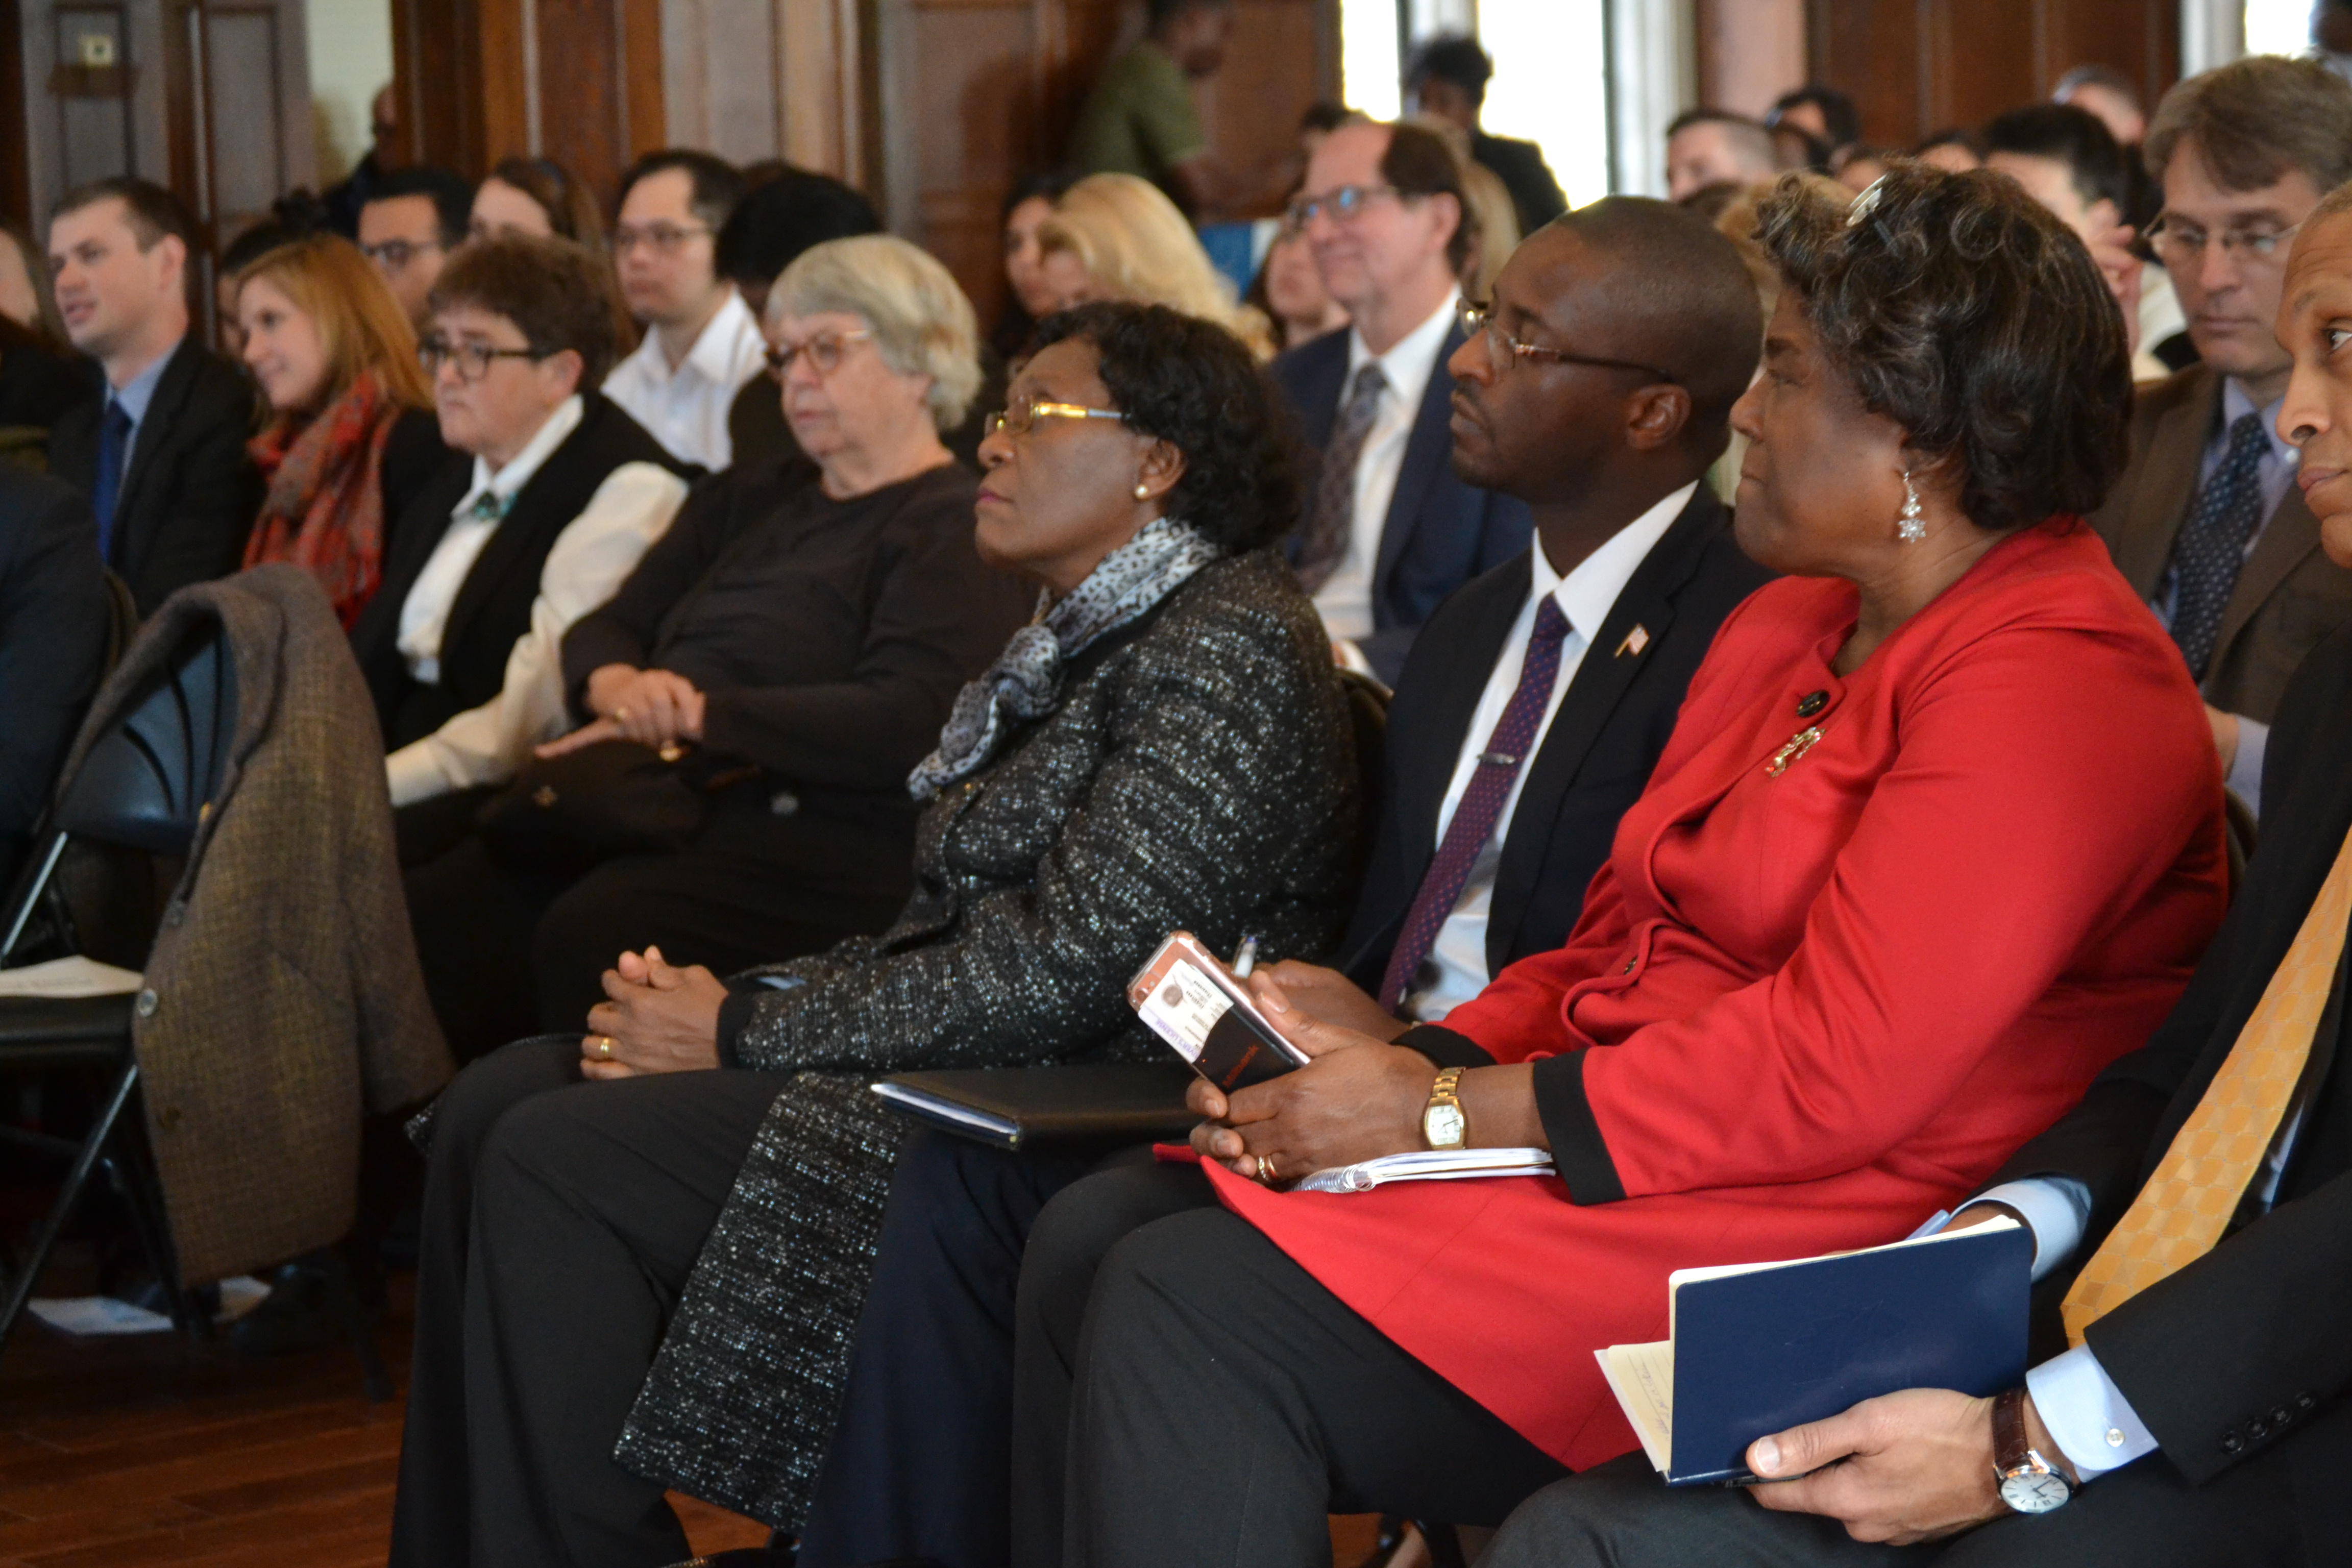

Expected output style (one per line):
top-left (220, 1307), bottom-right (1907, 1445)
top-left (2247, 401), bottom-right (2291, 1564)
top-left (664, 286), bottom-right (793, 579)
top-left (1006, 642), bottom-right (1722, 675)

top-left (387, 1036), bottom-right (797, 1568)
top-left (1482, 1442), bottom-right (2309, 1568)
top-left (402, 808), bottom-right (906, 1060)
top-left (1009, 1163), bottom-right (1570, 1568)
top-left (794, 1131), bottom-right (1113, 1568)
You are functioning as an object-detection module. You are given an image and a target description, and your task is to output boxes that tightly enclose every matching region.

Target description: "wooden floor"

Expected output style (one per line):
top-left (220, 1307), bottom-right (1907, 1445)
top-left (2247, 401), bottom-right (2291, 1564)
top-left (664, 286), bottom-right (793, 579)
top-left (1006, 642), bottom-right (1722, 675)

top-left (0, 1246), bottom-right (1384, 1566)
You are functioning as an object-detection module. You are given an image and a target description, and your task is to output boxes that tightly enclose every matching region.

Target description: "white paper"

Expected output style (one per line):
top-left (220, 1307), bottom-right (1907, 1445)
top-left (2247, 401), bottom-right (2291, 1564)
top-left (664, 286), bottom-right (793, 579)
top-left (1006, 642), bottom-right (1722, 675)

top-left (1596, 1340), bottom-right (1676, 1473)
top-left (1292, 1146), bottom-right (1555, 1193)
top-left (0, 957), bottom-right (143, 998)
top-left (28, 1275), bottom-right (270, 1336)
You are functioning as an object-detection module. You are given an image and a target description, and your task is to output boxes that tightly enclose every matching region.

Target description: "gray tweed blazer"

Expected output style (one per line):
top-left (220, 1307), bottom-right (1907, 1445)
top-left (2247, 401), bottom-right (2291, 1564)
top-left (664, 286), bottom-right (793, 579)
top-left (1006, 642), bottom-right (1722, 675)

top-left (612, 547), bottom-right (1361, 1524)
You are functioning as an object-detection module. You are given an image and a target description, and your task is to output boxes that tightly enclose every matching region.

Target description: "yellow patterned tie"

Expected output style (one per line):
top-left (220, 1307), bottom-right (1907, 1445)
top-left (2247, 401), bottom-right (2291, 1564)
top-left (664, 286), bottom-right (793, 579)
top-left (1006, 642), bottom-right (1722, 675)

top-left (2061, 821), bottom-right (2352, 1347)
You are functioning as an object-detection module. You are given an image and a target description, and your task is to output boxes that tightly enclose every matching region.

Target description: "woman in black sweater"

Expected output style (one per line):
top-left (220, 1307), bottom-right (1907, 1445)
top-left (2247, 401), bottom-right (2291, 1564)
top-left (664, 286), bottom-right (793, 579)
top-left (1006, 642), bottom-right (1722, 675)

top-left (404, 236), bottom-right (1032, 1055)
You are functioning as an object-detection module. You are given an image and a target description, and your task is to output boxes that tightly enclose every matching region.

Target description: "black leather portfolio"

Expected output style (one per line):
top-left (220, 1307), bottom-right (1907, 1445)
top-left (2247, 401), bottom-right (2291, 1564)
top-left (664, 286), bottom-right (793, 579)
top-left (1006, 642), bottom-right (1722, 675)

top-left (870, 1063), bottom-right (1200, 1150)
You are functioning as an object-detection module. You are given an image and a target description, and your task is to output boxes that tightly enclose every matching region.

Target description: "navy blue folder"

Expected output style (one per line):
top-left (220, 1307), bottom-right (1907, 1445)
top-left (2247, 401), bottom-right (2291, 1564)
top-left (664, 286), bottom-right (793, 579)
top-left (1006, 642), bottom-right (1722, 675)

top-left (1661, 1221), bottom-right (2031, 1484)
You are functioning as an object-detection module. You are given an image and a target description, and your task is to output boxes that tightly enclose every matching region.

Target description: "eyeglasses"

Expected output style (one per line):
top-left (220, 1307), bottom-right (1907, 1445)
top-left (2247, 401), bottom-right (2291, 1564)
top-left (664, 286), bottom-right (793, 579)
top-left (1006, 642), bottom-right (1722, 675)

top-left (1285, 184), bottom-right (1401, 230)
top-left (765, 329), bottom-right (872, 380)
top-left (360, 238), bottom-right (443, 271)
top-left (2145, 217), bottom-right (2302, 267)
top-left (610, 222), bottom-right (714, 257)
top-left (984, 397), bottom-right (1128, 437)
top-left (1458, 301), bottom-right (1677, 382)
top-left (419, 336), bottom-right (546, 382)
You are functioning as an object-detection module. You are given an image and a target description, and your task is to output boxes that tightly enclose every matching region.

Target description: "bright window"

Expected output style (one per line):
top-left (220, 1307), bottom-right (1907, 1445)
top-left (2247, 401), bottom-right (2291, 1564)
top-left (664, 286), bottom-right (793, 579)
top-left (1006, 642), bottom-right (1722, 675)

top-left (1338, 0), bottom-right (1612, 206)
top-left (2243, 0), bottom-right (2314, 56)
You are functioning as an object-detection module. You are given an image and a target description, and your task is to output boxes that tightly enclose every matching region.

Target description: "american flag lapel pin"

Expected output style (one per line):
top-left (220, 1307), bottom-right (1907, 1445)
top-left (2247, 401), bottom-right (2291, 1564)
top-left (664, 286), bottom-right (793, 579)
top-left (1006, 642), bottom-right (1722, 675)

top-left (1615, 624), bottom-right (1650, 658)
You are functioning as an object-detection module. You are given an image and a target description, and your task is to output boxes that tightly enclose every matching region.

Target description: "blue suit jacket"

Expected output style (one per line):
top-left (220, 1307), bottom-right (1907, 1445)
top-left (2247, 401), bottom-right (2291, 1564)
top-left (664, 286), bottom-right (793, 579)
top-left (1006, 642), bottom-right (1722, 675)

top-left (1269, 323), bottom-right (1532, 684)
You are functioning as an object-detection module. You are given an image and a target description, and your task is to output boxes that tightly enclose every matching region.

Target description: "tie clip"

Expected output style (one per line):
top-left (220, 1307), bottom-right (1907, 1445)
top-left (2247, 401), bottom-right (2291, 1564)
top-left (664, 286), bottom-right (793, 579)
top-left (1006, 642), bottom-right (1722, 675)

top-left (1615, 624), bottom-right (1651, 658)
top-left (1478, 751), bottom-right (1518, 767)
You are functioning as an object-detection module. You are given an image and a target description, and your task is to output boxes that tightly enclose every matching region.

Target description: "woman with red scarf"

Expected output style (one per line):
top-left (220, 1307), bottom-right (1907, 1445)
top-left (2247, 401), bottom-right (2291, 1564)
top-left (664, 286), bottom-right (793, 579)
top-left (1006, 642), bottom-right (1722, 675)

top-left (237, 233), bottom-right (446, 625)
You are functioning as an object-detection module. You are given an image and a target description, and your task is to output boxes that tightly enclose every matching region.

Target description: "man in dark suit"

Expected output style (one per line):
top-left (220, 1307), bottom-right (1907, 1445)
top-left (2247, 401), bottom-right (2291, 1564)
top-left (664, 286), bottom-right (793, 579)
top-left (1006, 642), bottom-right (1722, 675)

top-left (1475, 190), bottom-right (2352, 1567)
top-left (1406, 34), bottom-right (1569, 238)
top-left (0, 469), bottom-right (111, 889)
top-left (2089, 57), bottom-right (2352, 808)
top-left (1277, 117), bottom-right (1532, 684)
top-left (785, 192), bottom-right (1771, 1568)
top-left (46, 178), bottom-right (262, 617)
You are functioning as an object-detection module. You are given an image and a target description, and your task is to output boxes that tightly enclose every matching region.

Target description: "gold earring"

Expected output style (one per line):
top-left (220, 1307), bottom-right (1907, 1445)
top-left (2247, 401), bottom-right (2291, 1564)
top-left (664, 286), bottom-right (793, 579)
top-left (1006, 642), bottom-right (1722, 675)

top-left (1134, 483), bottom-right (1150, 500)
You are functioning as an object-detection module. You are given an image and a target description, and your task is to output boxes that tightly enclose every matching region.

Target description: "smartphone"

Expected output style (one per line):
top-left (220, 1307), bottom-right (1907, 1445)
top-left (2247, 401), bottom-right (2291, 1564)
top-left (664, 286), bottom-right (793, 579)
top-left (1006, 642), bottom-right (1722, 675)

top-left (1128, 931), bottom-right (1309, 1091)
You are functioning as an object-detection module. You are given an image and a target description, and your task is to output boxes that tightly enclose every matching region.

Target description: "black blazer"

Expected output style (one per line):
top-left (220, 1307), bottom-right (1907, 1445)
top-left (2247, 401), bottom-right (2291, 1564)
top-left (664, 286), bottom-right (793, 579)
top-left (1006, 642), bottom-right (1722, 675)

top-left (1336, 483), bottom-right (1768, 993)
top-left (0, 467), bottom-right (112, 886)
top-left (1472, 131), bottom-right (1568, 235)
top-left (1983, 621), bottom-right (2352, 1559)
top-left (48, 336), bottom-right (262, 617)
top-left (1268, 322), bottom-right (1532, 684)
top-left (347, 392), bottom-right (693, 749)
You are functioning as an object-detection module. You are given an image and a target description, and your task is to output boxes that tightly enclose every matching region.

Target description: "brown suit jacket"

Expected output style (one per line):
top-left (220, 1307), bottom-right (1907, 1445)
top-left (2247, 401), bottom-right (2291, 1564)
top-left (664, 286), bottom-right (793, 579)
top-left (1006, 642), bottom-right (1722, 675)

top-left (55, 565), bottom-right (451, 1283)
top-left (2092, 363), bottom-right (2352, 723)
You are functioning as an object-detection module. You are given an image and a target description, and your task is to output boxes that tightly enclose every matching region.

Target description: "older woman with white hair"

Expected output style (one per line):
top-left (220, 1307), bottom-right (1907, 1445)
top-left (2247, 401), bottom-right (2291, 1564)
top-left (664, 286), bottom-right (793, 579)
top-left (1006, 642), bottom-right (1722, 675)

top-left (398, 234), bottom-right (1036, 1058)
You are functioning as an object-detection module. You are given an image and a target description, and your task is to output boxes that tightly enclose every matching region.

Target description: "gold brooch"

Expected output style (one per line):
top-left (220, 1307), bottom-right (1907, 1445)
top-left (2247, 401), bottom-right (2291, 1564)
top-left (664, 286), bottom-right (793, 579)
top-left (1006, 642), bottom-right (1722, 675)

top-left (1765, 725), bottom-right (1824, 777)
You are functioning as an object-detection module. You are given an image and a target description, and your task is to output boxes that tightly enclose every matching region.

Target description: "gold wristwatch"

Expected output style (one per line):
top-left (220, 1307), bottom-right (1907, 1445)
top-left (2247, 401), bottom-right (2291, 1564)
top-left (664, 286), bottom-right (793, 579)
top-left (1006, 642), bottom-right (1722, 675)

top-left (1423, 1067), bottom-right (1468, 1150)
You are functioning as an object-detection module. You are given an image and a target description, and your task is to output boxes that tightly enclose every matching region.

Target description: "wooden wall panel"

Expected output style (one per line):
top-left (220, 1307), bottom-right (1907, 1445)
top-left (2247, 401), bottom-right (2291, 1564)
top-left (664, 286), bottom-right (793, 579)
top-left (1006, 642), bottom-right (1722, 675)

top-left (1807, 0), bottom-right (2178, 148)
top-left (1193, 0), bottom-right (1324, 213)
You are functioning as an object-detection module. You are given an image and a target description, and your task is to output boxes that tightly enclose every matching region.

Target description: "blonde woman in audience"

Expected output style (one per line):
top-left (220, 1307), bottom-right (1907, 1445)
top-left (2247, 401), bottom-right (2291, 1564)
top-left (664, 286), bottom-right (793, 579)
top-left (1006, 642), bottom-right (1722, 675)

top-left (236, 234), bottom-right (449, 625)
top-left (1034, 172), bottom-right (1277, 357)
top-left (1246, 218), bottom-right (1349, 350)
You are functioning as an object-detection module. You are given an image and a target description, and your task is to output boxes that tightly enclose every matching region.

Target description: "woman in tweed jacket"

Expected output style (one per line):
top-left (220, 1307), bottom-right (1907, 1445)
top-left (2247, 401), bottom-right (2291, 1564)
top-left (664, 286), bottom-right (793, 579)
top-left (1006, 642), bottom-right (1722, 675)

top-left (388, 303), bottom-right (1362, 1565)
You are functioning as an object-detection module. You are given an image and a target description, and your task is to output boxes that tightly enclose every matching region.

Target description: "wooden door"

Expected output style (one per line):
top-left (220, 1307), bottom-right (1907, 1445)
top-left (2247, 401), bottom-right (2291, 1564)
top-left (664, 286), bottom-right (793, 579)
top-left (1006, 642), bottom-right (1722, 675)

top-left (1807, 0), bottom-right (2177, 147)
top-left (15, 0), bottom-right (310, 325)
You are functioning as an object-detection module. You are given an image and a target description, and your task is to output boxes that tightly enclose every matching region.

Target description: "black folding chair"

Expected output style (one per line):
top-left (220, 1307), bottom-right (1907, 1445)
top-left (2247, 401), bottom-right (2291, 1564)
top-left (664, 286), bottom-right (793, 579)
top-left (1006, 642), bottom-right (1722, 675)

top-left (0, 618), bottom-right (235, 1357)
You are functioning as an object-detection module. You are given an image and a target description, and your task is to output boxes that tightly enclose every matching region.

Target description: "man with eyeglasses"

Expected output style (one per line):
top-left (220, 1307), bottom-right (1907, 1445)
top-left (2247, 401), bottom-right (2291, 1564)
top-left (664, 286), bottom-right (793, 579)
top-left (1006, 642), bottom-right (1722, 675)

top-left (347, 235), bottom-right (694, 853)
top-left (1275, 117), bottom-right (1531, 684)
top-left (357, 166), bottom-right (474, 329)
top-left (603, 150), bottom-right (766, 471)
top-left (2091, 56), bottom-right (2352, 813)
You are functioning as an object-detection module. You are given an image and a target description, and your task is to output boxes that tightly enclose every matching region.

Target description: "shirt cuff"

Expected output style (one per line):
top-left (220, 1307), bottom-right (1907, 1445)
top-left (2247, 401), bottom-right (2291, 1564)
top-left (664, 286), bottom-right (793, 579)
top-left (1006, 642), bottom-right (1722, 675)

top-left (1529, 1051), bottom-right (1627, 1206)
top-left (385, 742), bottom-right (453, 808)
top-left (1964, 1178), bottom-right (2092, 1282)
top-left (2224, 715), bottom-right (2267, 814)
top-left (2025, 1344), bottom-right (2160, 1480)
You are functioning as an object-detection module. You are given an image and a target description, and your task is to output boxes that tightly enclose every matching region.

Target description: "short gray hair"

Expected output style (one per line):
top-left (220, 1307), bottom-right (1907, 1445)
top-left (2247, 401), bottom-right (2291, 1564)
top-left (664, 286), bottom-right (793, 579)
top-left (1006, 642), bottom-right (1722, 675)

top-left (769, 234), bottom-right (982, 431)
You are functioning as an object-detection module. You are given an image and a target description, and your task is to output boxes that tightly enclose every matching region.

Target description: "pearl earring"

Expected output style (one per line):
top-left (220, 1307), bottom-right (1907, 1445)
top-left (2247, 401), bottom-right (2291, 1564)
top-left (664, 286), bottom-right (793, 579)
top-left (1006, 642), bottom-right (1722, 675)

top-left (1134, 483), bottom-right (1150, 501)
top-left (1897, 468), bottom-right (1926, 543)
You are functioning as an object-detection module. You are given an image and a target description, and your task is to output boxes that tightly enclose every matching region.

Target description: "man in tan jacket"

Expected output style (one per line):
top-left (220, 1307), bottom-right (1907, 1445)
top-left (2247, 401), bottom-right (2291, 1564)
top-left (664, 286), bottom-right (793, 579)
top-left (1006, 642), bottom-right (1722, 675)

top-left (2092, 57), bottom-right (2352, 807)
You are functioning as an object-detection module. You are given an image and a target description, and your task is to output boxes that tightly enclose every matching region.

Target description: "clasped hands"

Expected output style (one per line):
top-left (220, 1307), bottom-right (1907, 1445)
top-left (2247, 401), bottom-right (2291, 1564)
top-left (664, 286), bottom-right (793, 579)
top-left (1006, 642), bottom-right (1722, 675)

top-left (578, 945), bottom-right (729, 1079)
top-left (538, 663), bottom-right (708, 760)
top-left (1185, 960), bottom-right (1435, 1181)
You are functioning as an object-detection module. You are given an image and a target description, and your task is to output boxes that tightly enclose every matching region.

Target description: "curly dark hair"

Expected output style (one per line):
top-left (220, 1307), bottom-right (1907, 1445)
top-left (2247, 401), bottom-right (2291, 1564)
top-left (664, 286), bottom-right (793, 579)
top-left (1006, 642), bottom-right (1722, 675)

top-left (1030, 302), bottom-right (1300, 554)
top-left (1754, 163), bottom-right (2130, 532)
top-left (428, 234), bottom-right (621, 386)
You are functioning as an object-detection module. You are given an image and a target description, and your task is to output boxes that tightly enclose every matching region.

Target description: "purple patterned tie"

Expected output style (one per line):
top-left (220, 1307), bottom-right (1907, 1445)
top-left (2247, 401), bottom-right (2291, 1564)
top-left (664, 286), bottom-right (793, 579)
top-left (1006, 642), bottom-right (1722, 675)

top-left (1379, 596), bottom-right (1572, 1012)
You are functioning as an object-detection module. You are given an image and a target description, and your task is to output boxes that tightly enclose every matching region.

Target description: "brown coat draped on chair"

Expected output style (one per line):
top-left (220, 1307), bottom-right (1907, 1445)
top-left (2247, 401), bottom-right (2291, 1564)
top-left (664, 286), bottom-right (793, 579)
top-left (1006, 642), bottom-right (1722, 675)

top-left (54, 563), bottom-right (452, 1283)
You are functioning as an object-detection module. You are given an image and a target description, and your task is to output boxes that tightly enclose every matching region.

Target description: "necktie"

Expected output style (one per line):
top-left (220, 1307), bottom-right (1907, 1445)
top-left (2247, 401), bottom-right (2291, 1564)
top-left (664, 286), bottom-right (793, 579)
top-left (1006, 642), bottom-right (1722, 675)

top-left (1378, 596), bottom-right (1572, 1012)
top-left (2168, 412), bottom-right (2270, 681)
top-left (1295, 362), bottom-right (1388, 594)
top-left (92, 399), bottom-right (134, 564)
top-left (464, 489), bottom-right (511, 525)
top-left (2060, 819), bottom-right (2352, 1347)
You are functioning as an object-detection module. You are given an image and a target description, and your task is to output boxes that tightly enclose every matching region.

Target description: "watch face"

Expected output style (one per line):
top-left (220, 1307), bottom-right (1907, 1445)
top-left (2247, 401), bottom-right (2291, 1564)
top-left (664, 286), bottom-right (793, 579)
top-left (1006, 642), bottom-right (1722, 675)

top-left (1425, 1104), bottom-right (1466, 1147)
top-left (1999, 1471), bottom-right (2070, 1514)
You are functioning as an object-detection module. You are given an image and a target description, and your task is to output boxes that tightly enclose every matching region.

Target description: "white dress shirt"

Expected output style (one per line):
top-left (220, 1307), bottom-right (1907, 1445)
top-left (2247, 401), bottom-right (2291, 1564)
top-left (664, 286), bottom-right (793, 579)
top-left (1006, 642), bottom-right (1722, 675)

top-left (385, 394), bottom-right (690, 806)
top-left (1402, 482), bottom-right (1698, 1022)
top-left (2150, 377), bottom-right (2298, 807)
top-left (1312, 290), bottom-right (1462, 644)
top-left (601, 287), bottom-right (766, 471)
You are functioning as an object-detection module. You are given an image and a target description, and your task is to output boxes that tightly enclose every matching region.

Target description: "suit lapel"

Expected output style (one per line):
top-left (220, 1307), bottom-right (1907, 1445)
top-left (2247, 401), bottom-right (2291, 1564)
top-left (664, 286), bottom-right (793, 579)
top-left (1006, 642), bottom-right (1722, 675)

top-left (1372, 324), bottom-right (1468, 600)
top-left (1486, 491), bottom-right (1721, 965)
top-left (109, 338), bottom-right (203, 534)
top-left (2214, 481), bottom-right (2323, 667)
top-left (2114, 370), bottom-right (2218, 598)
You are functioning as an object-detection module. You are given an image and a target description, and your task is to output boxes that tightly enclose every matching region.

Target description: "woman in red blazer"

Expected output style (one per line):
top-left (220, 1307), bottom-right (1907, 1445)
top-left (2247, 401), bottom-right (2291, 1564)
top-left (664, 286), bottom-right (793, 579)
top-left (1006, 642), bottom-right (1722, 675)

top-left (1005, 168), bottom-right (2234, 1564)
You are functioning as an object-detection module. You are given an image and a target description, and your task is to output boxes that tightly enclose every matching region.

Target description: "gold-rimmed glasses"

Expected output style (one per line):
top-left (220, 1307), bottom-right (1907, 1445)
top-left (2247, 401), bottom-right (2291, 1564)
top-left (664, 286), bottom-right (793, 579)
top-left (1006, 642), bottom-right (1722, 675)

top-left (983, 397), bottom-right (1128, 437)
top-left (1458, 300), bottom-right (1678, 382)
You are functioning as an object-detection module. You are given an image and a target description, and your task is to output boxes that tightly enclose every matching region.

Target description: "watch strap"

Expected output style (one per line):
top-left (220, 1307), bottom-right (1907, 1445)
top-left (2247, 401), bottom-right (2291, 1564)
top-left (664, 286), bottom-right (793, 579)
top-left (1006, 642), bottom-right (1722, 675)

top-left (1991, 1386), bottom-right (2031, 1475)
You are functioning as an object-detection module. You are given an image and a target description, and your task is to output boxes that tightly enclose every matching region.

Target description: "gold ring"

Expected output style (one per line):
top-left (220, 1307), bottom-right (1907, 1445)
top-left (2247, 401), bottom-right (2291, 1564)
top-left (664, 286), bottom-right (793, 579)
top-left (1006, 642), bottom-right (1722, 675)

top-left (594, 1035), bottom-right (614, 1060)
top-left (614, 707), bottom-right (630, 722)
top-left (1255, 1152), bottom-right (1278, 1184)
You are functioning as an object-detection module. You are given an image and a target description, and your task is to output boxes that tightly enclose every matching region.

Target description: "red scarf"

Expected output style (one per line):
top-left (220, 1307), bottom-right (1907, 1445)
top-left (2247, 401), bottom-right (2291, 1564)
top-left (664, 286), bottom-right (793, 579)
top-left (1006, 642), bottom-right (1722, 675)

top-left (244, 370), bottom-right (401, 628)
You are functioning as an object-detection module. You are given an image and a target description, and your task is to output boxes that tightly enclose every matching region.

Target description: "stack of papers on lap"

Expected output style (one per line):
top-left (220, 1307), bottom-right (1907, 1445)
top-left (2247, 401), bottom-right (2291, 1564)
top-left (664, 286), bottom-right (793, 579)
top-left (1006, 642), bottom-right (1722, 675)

top-left (1293, 1146), bottom-right (1554, 1193)
top-left (0, 957), bottom-right (143, 998)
